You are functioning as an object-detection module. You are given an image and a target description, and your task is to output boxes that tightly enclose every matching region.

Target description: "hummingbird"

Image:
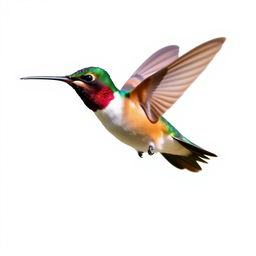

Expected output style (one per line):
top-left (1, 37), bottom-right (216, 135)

top-left (21, 37), bottom-right (225, 172)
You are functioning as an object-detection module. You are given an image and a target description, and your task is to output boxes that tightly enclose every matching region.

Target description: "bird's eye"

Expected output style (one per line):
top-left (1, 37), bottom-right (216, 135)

top-left (83, 74), bottom-right (95, 82)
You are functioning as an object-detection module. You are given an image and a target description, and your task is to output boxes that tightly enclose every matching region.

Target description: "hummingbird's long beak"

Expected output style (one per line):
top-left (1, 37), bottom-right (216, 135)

top-left (20, 76), bottom-right (72, 83)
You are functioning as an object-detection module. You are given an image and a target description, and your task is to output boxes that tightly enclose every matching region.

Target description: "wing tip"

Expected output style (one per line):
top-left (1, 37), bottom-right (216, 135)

top-left (211, 37), bottom-right (226, 45)
top-left (163, 45), bottom-right (180, 51)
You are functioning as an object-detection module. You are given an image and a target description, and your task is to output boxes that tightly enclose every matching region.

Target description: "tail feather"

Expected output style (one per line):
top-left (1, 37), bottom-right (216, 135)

top-left (161, 153), bottom-right (203, 172)
top-left (173, 137), bottom-right (217, 157)
top-left (194, 155), bottom-right (208, 163)
top-left (161, 137), bottom-right (217, 172)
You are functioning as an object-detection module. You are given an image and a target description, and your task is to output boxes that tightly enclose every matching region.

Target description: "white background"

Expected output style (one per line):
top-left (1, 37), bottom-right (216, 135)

top-left (1, 0), bottom-right (256, 255)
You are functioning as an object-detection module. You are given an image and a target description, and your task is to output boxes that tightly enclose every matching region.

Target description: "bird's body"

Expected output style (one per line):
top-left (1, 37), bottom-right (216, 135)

top-left (21, 37), bottom-right (225, 172)
top-left (95, 91), bottom-right (189, 155)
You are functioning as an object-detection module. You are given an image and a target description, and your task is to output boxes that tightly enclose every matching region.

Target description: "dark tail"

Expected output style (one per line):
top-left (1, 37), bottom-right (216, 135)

top-left (161, 137), bottom-right (217, 172)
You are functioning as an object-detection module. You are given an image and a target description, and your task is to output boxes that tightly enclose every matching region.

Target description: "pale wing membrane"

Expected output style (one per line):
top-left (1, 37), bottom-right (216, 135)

top-left (135, 38), bottom-right (225, 122)
top-left (121, 45), bottom-right (179, 91)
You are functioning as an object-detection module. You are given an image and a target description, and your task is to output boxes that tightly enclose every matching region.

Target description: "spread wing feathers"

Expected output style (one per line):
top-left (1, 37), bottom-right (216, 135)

top-left (131, 37), bottom-right (226, 123)
top-left (121, 45), bottom-right (179, 91)
top-left (161, 137), bottom-right (217, 172)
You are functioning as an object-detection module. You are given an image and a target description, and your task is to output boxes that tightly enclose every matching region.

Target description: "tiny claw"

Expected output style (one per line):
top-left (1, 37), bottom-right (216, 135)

top-left (148, 145), bottom-right (154, 155)
top-left (138, 151), bottom-right (143, 158)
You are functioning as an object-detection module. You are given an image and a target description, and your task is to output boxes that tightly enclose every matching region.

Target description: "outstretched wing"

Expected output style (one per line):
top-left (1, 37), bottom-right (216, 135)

top-left (131, 37), bottom-right (225, 123)
top-left (121, 45), bottom-right (179, 91)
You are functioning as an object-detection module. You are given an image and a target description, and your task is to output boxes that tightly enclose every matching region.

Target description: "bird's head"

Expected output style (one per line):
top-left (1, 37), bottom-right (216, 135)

top-left (21, 67), bottom-right (118, 111)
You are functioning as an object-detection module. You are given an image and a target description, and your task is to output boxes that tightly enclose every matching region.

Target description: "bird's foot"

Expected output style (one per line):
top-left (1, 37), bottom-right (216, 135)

top-left (148, 145), bottom-right (154, 155)
top-left (137, 151), bottom-right (143, 158)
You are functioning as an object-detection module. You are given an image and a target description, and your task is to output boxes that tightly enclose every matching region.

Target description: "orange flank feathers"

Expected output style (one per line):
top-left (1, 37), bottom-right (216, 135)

top-left (123, 94), bottom-right (166, 144)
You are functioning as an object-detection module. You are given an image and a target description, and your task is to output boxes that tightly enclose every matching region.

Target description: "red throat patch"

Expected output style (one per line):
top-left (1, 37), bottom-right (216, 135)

top-left (74, 85), bottom-right (114, 112)
top-left (90, 86), bottom-right (114, 111)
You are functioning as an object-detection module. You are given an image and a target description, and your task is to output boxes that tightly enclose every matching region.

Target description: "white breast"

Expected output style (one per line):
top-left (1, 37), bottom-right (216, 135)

top-left (95, 93), bottom-right (150, 152)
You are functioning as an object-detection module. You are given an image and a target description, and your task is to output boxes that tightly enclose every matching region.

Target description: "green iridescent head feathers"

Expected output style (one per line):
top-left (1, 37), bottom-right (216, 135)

top-left (70, 67), bottom-right (118, 93)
